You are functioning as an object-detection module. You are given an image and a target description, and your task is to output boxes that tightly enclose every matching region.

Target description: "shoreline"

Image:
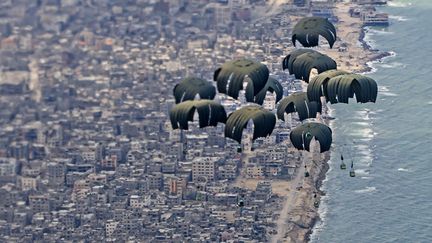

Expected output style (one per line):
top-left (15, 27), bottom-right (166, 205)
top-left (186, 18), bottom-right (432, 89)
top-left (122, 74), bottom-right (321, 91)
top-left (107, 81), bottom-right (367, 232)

top-left (234, 2), bottom-right (393, 242)
top-left (304, 2), bottom-right (392, 242)
top-left (358, 27), bottom-right (393, 74)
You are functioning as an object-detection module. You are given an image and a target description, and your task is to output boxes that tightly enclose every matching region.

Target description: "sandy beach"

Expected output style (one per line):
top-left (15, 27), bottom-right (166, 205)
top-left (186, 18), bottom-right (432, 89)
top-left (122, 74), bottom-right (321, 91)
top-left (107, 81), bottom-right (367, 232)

top-left (325, 2), bottom-right (391, 74)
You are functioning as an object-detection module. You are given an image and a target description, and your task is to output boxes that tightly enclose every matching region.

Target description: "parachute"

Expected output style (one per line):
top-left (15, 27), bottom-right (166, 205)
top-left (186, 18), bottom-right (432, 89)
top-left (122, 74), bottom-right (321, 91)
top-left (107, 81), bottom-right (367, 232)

top-left (307, 71), bottom-right (378, 104)
top-left (307, 70), bottom-right (350, 102)
top-left (326, 74), bottom-right (378, 104)
top-left (213, 59), bottom-right (269, 102)
top-left (282, 49), bottom-right (337, 82)
top-left (282, 49), bottom-right (315, 71)
top-left (224, 106), bottom-right (276, 143)
top-left (289, 122), bottom-right (333, 152)
top-left (292, 17), bottom-right (337, 48)
top-left (170, 100), bottom-right (227, 130)
top-left (277, 92), bottom-right (322, 121)
top-left (173, 77), bottom-right (216, 104)
top-left (254, 77), bottom-right (283, 105)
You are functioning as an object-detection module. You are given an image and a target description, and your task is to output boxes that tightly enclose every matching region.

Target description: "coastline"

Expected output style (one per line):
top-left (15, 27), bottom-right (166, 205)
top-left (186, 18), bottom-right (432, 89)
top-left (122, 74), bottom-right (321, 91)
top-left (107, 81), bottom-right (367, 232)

top-left (358, 27), bottom-right (393, 74)
top-left (233, 2), bottom-right (393, 242)
top-left (295, 2), bottom-right (392, 242)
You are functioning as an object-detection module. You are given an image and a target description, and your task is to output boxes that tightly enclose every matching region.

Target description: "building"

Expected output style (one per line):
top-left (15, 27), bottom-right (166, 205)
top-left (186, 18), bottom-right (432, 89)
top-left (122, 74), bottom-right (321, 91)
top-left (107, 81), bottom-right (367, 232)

top-left (255, 181), bottom-right (272, 201)
top-left (0, 158), bottom-right (16, 176)
top-left (47, 162), bottom-right (66, 186)
top-left (29, 195), bottom-right (50, 212)
top-left (246, 164), bottom-right (264, 179)
top-left (20, 177), bottom-right (37, 191)
top-left (361, 11), bottom-right (389, 26)
top-left (192, 157), bottom-right (217, 182)
top-left (129, 195), bottom-right (144, 208)
top-left (105, 220), bottom-right (119, 238)
top-left (100, 155), bottom-right (118, 170)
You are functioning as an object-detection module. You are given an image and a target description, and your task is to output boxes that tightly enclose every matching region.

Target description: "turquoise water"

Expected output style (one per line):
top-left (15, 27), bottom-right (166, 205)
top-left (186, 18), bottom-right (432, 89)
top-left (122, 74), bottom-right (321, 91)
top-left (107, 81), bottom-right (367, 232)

top-left (311, 1), bottom-right (432, 242)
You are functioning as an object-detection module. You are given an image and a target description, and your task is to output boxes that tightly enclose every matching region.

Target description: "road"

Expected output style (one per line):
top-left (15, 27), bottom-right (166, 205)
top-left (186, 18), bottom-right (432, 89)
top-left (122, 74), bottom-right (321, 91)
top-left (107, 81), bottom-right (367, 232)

top-left (271, 157), bottom-right (305, 243)
top-left (252, 0), bottom-right (291, 23)
top-left (29, 59), bottom-right (41, 103)
top-left (233, 133), bottom-right (256, 187)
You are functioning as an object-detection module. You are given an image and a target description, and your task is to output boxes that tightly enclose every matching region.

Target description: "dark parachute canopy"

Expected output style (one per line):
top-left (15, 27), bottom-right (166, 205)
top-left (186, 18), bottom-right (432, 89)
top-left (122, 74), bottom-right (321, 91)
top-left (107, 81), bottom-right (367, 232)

top-left (254, 77), bottom-right (283, 105)
top-left (277, 92), bottom-right (322, 121)
top-left (170, 100), bottom-right (227, 130)
top-left (225, 106), bottom-right (276, 143)
top-left (292, 17), bottom-right (337, 48)
top-left (290, 122), bottom-right (332, 152)
top-left (282, 49), bottom-right (314, 71)
top-left (213, 59), bottom-right (269, 102)
top-left (307, 70), bottom-right (350, 102)
top-left (173, 77), bottom-right (216, 104)
top-left (282, 49), bottom-right (337, 82)
top-left (326, 74), bottom-right (378, 104)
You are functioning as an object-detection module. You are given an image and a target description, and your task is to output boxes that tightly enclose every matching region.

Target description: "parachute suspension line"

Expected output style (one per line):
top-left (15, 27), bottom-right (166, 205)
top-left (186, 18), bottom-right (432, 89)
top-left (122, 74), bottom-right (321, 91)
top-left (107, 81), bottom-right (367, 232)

top-left (250, 136), bottom-right (255, 151)
top-left (350, 160), bottom-right (355, 177)
top-left (346, 140), bottom-right (357, 164)
top-left (304, 100), bottom-right (311, 117)
top-left (232, 125), bottom-right (242, 153)
top-left (342, 142), bottom-right (352, 160)
top-left (340, 144), bottom-right (346, 170)
top-left (343, 141), bottom-right (356, 177)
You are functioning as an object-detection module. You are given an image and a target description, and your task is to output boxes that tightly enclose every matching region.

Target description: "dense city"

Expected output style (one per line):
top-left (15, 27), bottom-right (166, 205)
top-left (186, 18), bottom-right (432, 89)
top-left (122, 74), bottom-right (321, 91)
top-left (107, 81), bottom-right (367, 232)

top-left (0, 0), bottom-right (389, 242)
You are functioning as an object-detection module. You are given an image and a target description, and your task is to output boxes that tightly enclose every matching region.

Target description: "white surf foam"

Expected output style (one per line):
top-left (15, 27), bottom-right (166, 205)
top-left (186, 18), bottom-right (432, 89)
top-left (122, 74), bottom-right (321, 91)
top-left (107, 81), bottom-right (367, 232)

top-left (397, 168), bottom-right (411, 172)
top-left (355, 186), bottom-right (377, 194)
top-left (362, 51), bottom-right (397, 75)
top-left (366, 28), bottom-right (394, 35)
top-left (387, 51), bottom-right (397, 57)
top-left (363, 31), bottom-right (377, 48)
top-left (309, 193), bottom-right (329, 242)
top-left (348, 128), bottom-right (374, 139)
top-left (354, 168), bottom-right (371, 176)
top-left (389, 15), bottom-right (410, 22)
top-left (351, 121), bottom-right (370, 127)
top-left (356, 138), bottom-right (373, 143)
top-left (378, 86), bottom-right (399, 96)
top-left (380, 92), bottom-right (399, 97)
top-left (379, 86), bottom-right (391, 92)
top-left (388, 1), bottom-right (412, 8)
top-left (378, 62), bottom-right (406, 69)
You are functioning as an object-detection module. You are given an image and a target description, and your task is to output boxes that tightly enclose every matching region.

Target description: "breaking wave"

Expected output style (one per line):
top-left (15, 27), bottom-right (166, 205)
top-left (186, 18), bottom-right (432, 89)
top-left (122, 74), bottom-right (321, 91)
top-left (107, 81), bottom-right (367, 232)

top-left (388, 1), bottom-right (412, 8)
top-left (355, 186), bottom-right (377, 194)
top-left (389, 15), bottom-right (410, 22)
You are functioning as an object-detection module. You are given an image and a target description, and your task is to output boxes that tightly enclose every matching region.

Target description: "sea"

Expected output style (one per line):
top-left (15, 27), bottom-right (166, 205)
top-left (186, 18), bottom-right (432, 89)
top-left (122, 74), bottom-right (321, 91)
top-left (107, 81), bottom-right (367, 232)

top-left (310, 1), bottom-right (432, 242)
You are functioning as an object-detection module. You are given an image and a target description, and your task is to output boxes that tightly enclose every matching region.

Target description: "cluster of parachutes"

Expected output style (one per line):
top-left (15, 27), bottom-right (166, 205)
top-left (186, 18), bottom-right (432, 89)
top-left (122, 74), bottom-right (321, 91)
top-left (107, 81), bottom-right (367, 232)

top-left (307, 70), bottom-right (378, 104)
top-left (284, 16), bottom-right (378, 153)
top-left (170, 59), bottom-right (281, 146)
top-left (169, 16), bottom-right (378, 155)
